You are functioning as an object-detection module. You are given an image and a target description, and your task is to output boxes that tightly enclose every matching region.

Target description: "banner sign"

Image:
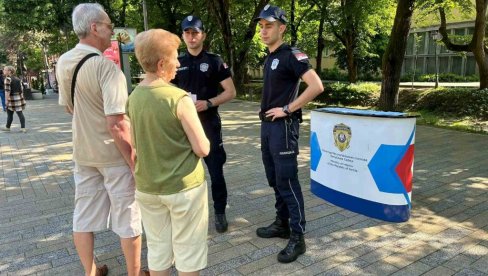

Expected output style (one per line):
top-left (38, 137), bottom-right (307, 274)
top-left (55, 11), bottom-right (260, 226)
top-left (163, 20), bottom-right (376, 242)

top-left (310, 107), bottom-right (417, 222)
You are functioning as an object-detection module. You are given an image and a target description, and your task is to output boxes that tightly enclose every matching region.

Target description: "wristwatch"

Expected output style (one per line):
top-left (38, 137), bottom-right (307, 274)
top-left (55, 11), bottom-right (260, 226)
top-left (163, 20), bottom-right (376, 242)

top-left (282, 104), bottom-right (291, 115)
top-left (206, 99), bottom-right (213, 109)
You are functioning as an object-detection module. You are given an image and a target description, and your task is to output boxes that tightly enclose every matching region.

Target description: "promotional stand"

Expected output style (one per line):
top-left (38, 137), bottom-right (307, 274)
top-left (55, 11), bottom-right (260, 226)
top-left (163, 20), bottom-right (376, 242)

top-left (310, 107), bottom-right (418, 222)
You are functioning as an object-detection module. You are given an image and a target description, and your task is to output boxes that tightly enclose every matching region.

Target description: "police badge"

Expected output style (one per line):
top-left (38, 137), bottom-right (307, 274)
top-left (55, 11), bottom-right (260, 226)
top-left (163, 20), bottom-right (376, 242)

top-left (333, 123), bottom-right (352, 152)
top-left (200, 63), bottom-right (209, 72)
top-left (271, 58), bottom-right (279, 70)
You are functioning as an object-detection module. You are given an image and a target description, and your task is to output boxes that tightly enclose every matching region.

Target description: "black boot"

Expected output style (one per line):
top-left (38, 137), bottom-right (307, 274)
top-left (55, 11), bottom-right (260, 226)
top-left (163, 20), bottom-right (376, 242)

top-left (277, 232), bottom-right (306, 263)
top-left (215, 213), bottom-right (228, 233)
top-left (256, 217), bottom-right (290, 239)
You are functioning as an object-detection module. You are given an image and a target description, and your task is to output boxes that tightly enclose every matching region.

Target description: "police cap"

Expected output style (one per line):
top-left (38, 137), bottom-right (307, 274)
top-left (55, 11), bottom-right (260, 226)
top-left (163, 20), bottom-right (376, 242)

top-left (255, 4), bottom-right (288, 24)
top-left (181, 15), bottom-right (205, 32)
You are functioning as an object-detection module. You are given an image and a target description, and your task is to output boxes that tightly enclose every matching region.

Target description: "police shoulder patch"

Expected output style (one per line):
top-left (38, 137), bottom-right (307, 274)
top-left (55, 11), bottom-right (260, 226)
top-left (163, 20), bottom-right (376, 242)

top-left (291, 47), bottom-right (308, 61)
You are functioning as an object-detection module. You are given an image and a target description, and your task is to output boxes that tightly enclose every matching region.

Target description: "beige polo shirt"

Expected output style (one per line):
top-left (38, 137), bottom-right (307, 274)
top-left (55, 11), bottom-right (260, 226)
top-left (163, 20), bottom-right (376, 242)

top-left (57, 43), bottom-right (128, 167)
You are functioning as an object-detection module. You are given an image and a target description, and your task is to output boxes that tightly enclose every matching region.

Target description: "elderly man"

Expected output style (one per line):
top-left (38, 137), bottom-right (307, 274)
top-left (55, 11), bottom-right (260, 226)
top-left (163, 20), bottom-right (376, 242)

top-left (56, 3), bottom-right (142, 276)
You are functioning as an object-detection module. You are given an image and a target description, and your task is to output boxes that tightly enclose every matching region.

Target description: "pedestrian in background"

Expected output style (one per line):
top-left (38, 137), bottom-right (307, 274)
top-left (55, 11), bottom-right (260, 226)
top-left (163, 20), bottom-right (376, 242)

top-left (0, 69), bottom-right (6, 112)
top-left (255, 4), bottom-right (324, 263)
top-left (128, 28), bottom-right (210, 276)
top-left (2, 65), bottom-right (26, 132)
top-left (171, 15), bottom-right (236, 233)
top-left (56, 3), bottom-right (142, 276)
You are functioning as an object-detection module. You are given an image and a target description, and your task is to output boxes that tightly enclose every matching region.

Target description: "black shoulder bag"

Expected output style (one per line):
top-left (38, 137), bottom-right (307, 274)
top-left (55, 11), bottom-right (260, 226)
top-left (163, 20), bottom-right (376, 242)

top-left (70, 53), bottom-right (99, 106)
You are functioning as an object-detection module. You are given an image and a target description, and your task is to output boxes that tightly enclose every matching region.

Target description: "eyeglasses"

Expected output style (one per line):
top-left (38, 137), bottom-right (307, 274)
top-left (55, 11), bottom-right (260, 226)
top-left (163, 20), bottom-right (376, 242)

top-left (96, 21), bottom-right (115, 31)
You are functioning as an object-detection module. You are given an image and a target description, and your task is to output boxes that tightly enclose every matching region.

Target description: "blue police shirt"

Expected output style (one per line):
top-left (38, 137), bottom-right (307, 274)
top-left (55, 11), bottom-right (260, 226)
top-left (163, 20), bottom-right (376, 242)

top-left (261, 44), bottom-right (312, 112)
top-left (171, 50), bottom-right (231, 117)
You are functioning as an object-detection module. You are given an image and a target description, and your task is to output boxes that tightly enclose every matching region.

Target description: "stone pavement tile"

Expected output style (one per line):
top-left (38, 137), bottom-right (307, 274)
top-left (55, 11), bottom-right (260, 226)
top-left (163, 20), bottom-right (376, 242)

top-left (471, 256), bottom-right (488, 274)
top-left (236, 254), bottom-right (278, 275)
top-left (383, 241), bottom-right (440, 268)
top-left (443, 254), bottom-right (480, 272)
top-left (215, 269), bottom-right (243, 276)
top-left (454, 268), bottom-right (487, 276)
top-left (0, 232), bottom-right (22, 245)
top-left (318, 258), bottom-right (371, 276)
top-left (248, 233), bottom-right (286, 249)
top-left (463, 244), bottom-right (488, 259)
top-left (298, 238), bottom-right (365, 267)
top-left (350, 261), bottom-right (399, 276)
top-left (209, 241), bottom-right (234, 255)
top-left (359, 247), bottom-right (397, 264)
top-left (245, 244), bottom-right (283, 261)
top-left (24, 241), bottom-right (74, 259)
top-left (461, 210), bottom-right (488, 229)
top-left (51, 253), bottom-right (81, 268)
top-left (7, 263), bottom-right (52, 276)
top-left (423, 265), bottom-right (457, 276)
top-left (247, 260), bottom-right (303, 276)
top-left (203, 255), bottom-right (252, 275)
top-left (207, 242), bottom-right (257, 267)
top-left (389, 261), bottom-right (433, 276)
top-left (290, 249), bottom-right (363, 275)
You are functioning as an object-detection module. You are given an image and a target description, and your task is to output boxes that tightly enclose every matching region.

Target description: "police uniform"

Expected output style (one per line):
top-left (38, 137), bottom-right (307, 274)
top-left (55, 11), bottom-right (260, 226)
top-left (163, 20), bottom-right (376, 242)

top-left (260, 43), bottom-right (311, 235)
top-left (171, 50), bottom-right (231, 215)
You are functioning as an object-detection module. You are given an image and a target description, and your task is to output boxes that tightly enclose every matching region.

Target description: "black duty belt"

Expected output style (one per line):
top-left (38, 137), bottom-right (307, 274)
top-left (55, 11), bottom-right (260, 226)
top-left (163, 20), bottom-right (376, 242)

top-left (259, 112), bottom-right (293, 122)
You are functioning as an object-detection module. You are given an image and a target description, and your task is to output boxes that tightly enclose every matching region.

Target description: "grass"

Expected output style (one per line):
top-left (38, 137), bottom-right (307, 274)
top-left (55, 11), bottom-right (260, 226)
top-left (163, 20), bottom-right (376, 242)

top-left (416, 110), bottom-right (487, 134)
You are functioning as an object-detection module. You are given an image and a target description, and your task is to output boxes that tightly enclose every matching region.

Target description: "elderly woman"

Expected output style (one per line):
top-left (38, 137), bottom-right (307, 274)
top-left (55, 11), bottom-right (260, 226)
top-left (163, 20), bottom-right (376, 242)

top-left (2, 66), bottom-right (26, 132)
top-left (126, 29), bottom-right (210, 276)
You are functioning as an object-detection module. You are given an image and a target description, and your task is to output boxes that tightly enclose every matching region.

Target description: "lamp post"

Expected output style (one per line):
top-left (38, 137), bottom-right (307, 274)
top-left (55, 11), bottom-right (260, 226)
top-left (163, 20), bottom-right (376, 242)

top-left (431, 31), bottom-right (442, 89)
top-left (142, 0), bottom-right (148, 31)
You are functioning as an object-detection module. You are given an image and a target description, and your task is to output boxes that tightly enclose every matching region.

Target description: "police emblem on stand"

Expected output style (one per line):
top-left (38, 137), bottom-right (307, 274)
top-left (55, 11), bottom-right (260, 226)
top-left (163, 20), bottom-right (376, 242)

top-left (333, 123), bottom-right (352, 152)
top-left (200, 63), bottom-right (209, 72)
top-left (271, 58), bottom-right (279, 70)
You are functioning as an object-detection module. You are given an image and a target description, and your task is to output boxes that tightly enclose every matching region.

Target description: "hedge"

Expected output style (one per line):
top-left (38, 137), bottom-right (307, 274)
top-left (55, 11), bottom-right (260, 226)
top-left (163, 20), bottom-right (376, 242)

top-left (399, 88), bottom-right (488, 119)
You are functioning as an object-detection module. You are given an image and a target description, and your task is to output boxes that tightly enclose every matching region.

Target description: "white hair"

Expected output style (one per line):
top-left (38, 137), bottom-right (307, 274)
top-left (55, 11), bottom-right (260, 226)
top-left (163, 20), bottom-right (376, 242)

top-left (72, 3), bottom-right (107, 39)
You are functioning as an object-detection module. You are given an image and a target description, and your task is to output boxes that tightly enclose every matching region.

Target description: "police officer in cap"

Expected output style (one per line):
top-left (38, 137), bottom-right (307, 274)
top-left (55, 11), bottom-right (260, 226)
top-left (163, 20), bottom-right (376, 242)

top-left (255, 4), bottom-right (324, 263)
top-left (172, 15), bottom-right (236, 233)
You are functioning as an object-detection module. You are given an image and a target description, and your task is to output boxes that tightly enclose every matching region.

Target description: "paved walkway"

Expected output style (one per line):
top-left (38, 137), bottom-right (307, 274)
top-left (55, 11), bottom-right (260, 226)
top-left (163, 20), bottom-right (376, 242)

top-left (0, 95), bottom-right (487, 276)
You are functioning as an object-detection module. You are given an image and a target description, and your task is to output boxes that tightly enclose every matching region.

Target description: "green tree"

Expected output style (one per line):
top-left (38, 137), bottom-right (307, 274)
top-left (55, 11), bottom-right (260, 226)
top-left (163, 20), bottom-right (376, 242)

top-left (205, 0), bottom-right (270, 91)
top-left (313, 0), bottom-right (394, 83)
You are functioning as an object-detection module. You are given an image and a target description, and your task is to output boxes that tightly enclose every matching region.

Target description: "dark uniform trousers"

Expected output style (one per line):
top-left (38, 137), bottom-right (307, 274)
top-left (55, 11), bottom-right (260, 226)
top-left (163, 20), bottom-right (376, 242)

top-left (201, 113), bottom-right (228, 214)
top-left (261, 117), bottom-right (306, 234)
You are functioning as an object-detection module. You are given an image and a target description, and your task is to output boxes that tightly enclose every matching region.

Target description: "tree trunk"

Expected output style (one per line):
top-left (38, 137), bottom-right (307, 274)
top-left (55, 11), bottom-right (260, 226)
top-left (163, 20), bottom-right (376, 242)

top-left (472, 0), bottom-right (488, 88)
top-left (379, 0), bottom-right (415, 111)
top-left (316, 10), bottom-right (326, 74)
top-left (290, 0), bottom-right (298, 46)
top-left (208, 0), bottom-right (234, 68)
top-left (438, 0), bottom-right (488, 89)
top-left (345, 38), bottom-right (357, 83)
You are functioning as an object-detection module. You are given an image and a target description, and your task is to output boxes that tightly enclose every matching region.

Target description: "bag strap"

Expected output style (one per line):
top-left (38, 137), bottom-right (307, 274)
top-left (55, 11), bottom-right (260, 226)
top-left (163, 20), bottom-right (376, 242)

top-left (71, 53), bottom-right (99, 106)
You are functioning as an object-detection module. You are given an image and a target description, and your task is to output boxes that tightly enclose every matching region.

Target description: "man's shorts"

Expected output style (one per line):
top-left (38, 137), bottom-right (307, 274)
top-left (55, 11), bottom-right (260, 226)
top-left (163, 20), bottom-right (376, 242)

top-left (135, 182), bottom-right (209, 272)
top-left (73, 164), bottom-right (142, 238)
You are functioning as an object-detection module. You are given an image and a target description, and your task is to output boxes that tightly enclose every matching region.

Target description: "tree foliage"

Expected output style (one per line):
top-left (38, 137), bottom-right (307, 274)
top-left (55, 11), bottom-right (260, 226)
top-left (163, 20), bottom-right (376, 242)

top-left (1, 0), bottom-right (478, 98)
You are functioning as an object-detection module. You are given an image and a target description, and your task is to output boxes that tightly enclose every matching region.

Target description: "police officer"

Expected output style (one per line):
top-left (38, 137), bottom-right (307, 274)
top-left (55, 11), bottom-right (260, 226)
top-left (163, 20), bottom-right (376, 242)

top-left (172, 15), bottom-right (236, 233)
top-left (255, 4), bottom-right (324, 263)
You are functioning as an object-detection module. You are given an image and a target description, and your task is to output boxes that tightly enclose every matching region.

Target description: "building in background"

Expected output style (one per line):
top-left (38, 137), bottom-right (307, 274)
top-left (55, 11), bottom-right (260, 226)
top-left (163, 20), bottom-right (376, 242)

top-left (402, 20), bottom-right (478, 77)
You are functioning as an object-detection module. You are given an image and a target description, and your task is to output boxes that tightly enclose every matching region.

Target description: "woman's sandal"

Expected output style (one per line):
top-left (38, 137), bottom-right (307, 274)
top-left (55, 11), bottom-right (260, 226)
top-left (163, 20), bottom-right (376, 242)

top-left (96, 264), bottom-right (108, 276)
